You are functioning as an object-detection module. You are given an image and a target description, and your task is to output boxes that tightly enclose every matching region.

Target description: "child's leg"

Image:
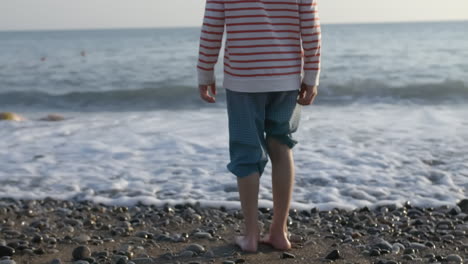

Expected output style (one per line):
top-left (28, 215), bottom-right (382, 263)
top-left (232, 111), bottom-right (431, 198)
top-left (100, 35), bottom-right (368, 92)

top-left (224, 89), bottom-right (270, 252)
top-left (259, 90), bottom-right (301, 250)
top-left (235, 172), bottom-right (260, 252)
top-left (260, 137), bottom-right (295, 250)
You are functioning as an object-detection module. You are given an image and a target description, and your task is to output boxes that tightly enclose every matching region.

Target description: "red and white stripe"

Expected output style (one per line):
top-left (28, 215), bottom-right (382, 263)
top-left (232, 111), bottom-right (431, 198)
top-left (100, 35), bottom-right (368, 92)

top-left (197, 0), bottom-right (321, 89)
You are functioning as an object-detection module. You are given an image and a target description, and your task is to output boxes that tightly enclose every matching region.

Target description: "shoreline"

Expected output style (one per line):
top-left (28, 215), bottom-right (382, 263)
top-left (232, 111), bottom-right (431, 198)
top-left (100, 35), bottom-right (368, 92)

top-left (0, 198), bottom-right (467, 264)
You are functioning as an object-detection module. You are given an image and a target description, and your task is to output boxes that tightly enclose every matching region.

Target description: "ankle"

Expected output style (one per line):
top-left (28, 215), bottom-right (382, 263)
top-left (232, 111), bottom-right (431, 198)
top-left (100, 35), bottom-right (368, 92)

top-left (268, 229), bottom-right (288, 238)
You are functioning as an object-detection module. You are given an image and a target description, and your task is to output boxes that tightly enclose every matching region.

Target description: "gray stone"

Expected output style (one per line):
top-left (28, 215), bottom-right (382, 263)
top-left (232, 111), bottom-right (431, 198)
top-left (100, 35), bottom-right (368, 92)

top-left (193, 232), bottom-right (212, 239)
top-left (402, 254), bottom-right (415, 260)
top-left (0, 260), bottom-right (16, 264)
top-left (184, 244), bottom-right (205, 254)
top-left (131, 258), bottom-right (153, 264)
top-left (289, 234), bottom-right (303, 243)
top-left (446, 254), bottom-right (463, 263)
top-left (375, 240), bottom-right (393, 251)
top-left (222, 261), bottom-right (235, 264)
top-left (135, 231), bottom-right (149, 239)
top-left (73, 261), bottom-right (89, 264)
top-left (409, 242), bottom-right (426, 250)
top-left (203, 250), bottom-right (215, 258)
top-left (50, 258), bottom-right (62, 264)
top-left (179, 250), bottom-right (195, 258)
top-left (114, 255), bottom-right (128, 264)
top-left (74, 234), bottom-right (91, 244)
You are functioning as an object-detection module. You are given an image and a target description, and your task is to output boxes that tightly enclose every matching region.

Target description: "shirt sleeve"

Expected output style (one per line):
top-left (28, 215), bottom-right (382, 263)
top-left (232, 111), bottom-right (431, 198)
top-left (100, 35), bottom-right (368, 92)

top-left (197, 0), bottom-right (226, 85)
top-left (299, 0), bottom-right (322, 86)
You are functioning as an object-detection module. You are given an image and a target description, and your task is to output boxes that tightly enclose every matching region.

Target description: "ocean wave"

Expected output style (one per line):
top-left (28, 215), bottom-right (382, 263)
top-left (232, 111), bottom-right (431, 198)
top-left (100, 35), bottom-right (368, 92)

top-left (0, 79), bottom-right (466, 110)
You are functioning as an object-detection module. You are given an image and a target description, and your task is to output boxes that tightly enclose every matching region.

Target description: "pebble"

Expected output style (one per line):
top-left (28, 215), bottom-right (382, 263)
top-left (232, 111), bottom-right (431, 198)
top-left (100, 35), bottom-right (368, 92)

top-left (0, 260), bottom-right (16, 264)
top-left (281, 252), bottom-right (296, 259)
top-left (446, 254), bottom-right (463, 263)
top-left (74, 234), bottom-right (91, 244)
top-left (369, 249), bottom-right (381, 256)
top-left (50, 259), bottom-right (62, 264)
top-left (289, 234), bottom-right (303, 243)
top-left (0, 246), bottom-right (14, 258)
top-left (72, 246), bottom-right (91, 260)
top-left (193, 232), bottom-right (213, 239)
top-left (375, 240), bottom-right (393, 251)
top-left (131, 258), bottom-right (153, 264)
top-left (457, 199), bottom-right (468, 213)
top-left (204, 250), bottom-right (215, 258)
top-left (409, 242), bottom-right (426, 250)
top-left (324, 249), bottom-right (341, 260)
top-left (402, 254), bottom-right (415, 260)
top-left (184, 244), bottom-right (205, 254)
top-left (179, 250), bottom-right (195, 258)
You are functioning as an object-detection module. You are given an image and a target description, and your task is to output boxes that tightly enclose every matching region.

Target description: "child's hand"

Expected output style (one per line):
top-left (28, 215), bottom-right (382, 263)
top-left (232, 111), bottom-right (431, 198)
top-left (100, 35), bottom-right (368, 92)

top-left (297, 83), bottom-right (318, 105)
top-left (199, 83), bottom-right (217, 103)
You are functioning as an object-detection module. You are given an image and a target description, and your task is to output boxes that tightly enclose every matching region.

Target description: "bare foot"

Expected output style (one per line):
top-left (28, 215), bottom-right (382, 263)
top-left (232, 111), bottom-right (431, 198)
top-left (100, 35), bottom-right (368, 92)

top-left (235, 235), bottom-right (258, 252)
top-left (259, 232), bottom-right (291, 250)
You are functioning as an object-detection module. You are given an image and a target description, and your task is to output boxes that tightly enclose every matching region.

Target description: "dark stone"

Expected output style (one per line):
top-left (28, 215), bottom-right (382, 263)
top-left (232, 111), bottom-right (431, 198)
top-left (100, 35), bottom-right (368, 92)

top-left (379, 249), bottom-right (390, 255)
top-left (235, 258), bottom-right (246, 263)
top-left (0, 245), bottom-right (15, 257)
top-left (50, 259), bottom-right (62, 264)
top-left (403, 248), bottom-right (415, 255)
top-left (116, 257), bottom-right (127, 264)
top-left (457, 199), bottom-right (468, 213)
top-left (324, 249), bottom-right (340, 260)
top-left (404, 201), bottom-right (412, 209)
top-left (31, 234), bottom-right (43, 243)
top-left (402, 254), bottom-right (415, 260)
top-left (72, 246), bottom-right (91, 260)
top-left (424, 241), bottom-right (436, 249)
top-left (33, 247), bottom-right (45, 255)
top-left (369, 249), bottom-right (381, 256)
top-left (281, 252), bottom-right (295, 259)
top-left (449, 207), bottom-right (461, 215)
top-left (359, 207), bottom-right (370, 213)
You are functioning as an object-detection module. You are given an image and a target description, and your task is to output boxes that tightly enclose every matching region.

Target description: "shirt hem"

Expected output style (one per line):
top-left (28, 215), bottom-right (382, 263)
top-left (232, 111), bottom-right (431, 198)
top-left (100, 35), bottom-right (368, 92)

top-left (222, 74), bottom-right (301, 93)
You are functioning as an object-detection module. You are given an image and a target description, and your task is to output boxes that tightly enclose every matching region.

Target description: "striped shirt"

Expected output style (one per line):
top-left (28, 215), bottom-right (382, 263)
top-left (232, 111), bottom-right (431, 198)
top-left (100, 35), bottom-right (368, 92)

top-left (197, 0), bottom-right (321, 92)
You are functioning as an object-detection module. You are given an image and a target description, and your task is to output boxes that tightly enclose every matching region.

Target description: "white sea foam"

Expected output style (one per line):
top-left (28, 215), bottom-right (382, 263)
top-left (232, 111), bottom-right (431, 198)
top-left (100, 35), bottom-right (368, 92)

top-left (1, 104), bottom-right (466, 210)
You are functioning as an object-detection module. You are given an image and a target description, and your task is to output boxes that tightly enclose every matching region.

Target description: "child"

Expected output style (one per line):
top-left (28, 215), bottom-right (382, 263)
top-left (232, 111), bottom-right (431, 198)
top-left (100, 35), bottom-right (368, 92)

top-left (197, 0), bottom-right (321, 252)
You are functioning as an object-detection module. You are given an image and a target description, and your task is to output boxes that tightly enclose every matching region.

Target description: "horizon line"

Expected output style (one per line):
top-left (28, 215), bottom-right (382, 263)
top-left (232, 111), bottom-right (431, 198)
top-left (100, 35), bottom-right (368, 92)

top-left (0, 18), bottom-right (466, 33)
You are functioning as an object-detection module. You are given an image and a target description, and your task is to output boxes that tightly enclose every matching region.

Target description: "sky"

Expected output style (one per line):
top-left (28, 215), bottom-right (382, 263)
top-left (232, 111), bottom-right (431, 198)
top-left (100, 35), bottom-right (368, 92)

top-left (1, 0), bottom-right (467, 31)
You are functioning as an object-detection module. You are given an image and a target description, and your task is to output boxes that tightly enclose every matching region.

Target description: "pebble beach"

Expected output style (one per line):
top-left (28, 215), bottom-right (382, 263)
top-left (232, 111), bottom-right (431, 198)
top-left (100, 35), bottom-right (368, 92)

top-left (1, 198), bottom-right (467, 264)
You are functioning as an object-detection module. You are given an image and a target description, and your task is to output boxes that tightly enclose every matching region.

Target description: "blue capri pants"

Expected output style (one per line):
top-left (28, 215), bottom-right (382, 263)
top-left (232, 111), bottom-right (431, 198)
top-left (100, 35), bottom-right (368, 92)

top-left (225, 89), bottom-right (302, 178)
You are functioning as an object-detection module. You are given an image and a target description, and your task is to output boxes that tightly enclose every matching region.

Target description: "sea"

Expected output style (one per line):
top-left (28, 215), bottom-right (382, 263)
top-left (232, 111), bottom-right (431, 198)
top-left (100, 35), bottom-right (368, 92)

top-left (0, 21), bottom-right (467, 210)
